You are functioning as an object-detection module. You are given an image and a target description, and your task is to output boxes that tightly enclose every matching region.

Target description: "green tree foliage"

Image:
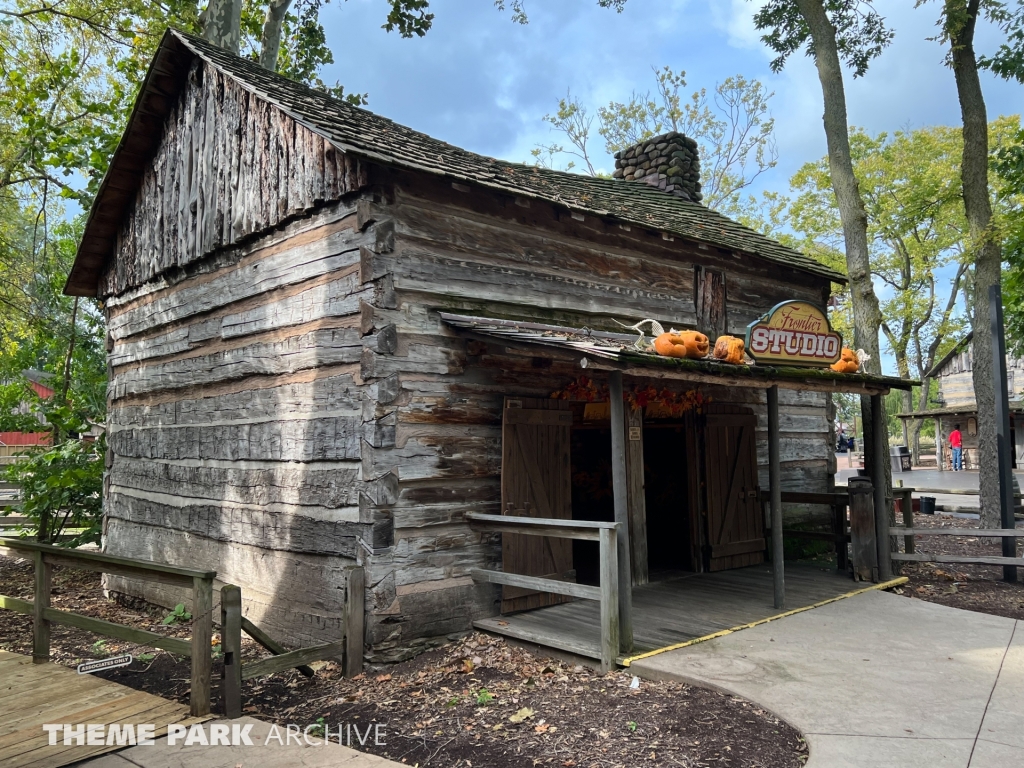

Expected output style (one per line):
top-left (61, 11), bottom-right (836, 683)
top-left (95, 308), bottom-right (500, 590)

top-left (787, 121), bottom-right (1022, 456)
top-left (532, 67), bottom-right (778, 210)
top-left (4, 413), bottom-right (105, 547)
top-left (994, 128), bottom-right (1024, 353)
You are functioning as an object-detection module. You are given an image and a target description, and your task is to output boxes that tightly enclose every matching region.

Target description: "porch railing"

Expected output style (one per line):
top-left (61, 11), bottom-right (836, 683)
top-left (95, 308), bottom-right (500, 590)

top-left (0, 537), bottom-right (216, 716)
top-left (466, 512), bottom-right (621, 673)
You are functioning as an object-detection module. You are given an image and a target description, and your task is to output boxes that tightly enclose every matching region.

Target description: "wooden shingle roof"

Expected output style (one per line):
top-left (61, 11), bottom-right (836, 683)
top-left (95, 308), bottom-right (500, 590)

top-left (67, 29), bottom-right (846, 295)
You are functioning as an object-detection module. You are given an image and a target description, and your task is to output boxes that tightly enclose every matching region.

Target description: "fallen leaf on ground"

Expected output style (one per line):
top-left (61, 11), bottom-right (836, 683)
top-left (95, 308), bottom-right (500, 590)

top-left (509, 707), bottom-right (536, 723)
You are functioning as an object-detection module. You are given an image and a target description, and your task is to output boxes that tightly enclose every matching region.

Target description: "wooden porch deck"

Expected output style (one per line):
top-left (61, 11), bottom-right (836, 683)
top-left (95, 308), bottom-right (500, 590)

top-left (474, 563), bottom-right (858, 663)
top-left (0, 651), bottom-right (206, 768)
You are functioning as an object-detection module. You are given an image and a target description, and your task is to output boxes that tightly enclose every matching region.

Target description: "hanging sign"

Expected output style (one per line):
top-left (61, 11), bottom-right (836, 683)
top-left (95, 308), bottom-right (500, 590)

top-left (745, 300), bottom-right (842, 368)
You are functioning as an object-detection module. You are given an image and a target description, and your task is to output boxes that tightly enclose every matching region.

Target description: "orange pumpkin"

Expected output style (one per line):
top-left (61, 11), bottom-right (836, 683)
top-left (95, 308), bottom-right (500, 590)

top-left (653, 330), bottom-right (709, 359)
top-left (712, 335), bottom-right (746, 365)
top-left (830, 348), bottom-right (860, 373)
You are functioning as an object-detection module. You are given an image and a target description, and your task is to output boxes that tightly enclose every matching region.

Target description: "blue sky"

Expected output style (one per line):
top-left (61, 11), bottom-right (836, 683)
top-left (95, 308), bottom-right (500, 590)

top-left (316, 0), bottom-right (1022, 374)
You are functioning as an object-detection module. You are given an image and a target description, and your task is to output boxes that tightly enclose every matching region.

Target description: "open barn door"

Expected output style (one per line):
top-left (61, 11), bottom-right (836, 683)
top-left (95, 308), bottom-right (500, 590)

top-left (500, 397), bottom-right (575, 613)
top-left (704, 409), bottom-right (765, 572)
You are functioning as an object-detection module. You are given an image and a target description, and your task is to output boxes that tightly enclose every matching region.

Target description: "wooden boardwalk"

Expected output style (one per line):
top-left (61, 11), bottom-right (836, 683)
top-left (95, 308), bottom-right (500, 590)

top-left (475, 563), bottom-right (861, 662)
top-left (0, 651), bottom-right (206, 768)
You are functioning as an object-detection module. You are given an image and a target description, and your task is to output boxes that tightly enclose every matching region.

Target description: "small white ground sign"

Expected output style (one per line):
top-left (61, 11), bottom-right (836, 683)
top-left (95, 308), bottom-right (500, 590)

top-left (77, 654), bottom-right (133, 674)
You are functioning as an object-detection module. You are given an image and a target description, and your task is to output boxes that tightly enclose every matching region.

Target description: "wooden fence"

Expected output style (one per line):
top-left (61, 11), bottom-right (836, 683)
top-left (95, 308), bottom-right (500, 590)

top-left (890, 527), bottom-right (1024, 568)
top-left (0, 538), bottom-right (366, 718)
top-left (219, 568), bottom-right (364, 718)
top-left (0, 537), bottom-right (217, 716)
top-left (466, 512), bottom-right (621, 673)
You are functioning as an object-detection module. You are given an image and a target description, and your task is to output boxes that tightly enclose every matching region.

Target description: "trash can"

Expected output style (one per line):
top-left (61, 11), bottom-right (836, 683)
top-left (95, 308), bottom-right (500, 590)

top-left (890, 445), bottom-right (912, 473)
top-left (919, 496), bottom-right (936, 515)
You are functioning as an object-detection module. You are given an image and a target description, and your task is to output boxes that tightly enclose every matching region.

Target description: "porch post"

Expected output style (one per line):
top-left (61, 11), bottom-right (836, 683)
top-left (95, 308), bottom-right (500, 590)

top-left (871, 393), bottom-right (893, 581)
top-left (767, 385), bottom-right (784, 609)
top-left (608, 370), bottom-right (634, 654)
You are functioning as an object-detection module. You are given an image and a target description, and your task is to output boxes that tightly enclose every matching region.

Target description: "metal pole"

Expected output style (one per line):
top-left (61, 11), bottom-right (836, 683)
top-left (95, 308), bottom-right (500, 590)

top-left (871, 394), bottom-right (892, 581)
top-left (990, 285), bottom-right (1018, 583)
top-left (768, 386), bottom-right (785, 609)
top-left (608, 370), bottom-right (634, 653)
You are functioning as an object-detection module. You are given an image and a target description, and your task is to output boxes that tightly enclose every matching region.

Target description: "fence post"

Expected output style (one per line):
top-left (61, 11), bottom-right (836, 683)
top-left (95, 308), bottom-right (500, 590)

top-left (191, 576), bottom-right (214, 717)
top-left (848, 477), bottom-right (878, 582)
top-left (32, 551), bottom-right (51, 664)
top-left (899, 489), bottom-right (915, 555)
top-left (344, 566), bottom-right (365, 678)
top-left (220, 584), bottom-right (242, 718)
top-left (598, 525), bottom-right (620, 675)
top-left (833, 498), bottom-right (848, 572)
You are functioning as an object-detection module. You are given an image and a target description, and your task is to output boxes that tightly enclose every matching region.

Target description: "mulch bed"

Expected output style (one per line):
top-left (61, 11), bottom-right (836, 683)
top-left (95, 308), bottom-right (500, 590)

top-left (0, 552), bottom-right (806, 767)
top-left (893, 512), bottom-right (1024, 620)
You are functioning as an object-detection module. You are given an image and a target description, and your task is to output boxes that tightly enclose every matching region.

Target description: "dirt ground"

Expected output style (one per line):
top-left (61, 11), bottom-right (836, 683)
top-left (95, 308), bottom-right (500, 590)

top-left (0, 552), bottom-right (806, 767)
top-left (893, 512), bottom-right (1024, 620)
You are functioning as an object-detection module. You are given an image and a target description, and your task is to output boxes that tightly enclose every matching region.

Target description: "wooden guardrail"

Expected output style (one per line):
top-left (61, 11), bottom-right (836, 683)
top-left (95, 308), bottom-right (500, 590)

top-left (889, 527), bottom-right (1024, 567)
top-left (219, 566), bottom-right (364, 719)
top-left (905, 487), bottom-right (1024, 498)
top-left (466, 512), bottom-right (621, 673)
top-left (759, 490), bottom-right (853, 572)
top-left (0, 537), bottom-right (216, 717)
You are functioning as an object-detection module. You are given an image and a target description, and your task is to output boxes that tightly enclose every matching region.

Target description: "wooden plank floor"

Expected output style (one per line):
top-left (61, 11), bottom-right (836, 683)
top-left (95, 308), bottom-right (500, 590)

top-left (0, 651), bottom-right (207, 768)
top-left (475, 563), bottom-right (858, 662)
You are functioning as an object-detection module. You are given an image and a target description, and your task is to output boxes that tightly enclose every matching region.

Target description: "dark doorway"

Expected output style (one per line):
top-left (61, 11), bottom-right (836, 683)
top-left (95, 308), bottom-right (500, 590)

top-left (643, 423), bottom-right (696, 575)
top-left (569, 425), bottom-right (613, 586)
top-left (570, 419), bottom-right (698, 585)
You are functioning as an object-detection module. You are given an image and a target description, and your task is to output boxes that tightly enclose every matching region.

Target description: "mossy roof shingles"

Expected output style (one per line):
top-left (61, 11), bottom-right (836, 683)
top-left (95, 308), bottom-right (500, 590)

top-left (174, 31), bottom-right (845, 284)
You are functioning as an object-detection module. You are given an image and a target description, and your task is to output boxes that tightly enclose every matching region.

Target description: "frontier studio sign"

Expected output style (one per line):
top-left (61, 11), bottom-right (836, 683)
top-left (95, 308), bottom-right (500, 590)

top-left (745, 300), bottom-right (842, 368)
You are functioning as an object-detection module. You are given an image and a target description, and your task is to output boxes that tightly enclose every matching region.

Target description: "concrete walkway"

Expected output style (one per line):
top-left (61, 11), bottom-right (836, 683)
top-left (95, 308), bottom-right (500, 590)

top-left (835, 467), bottom-right (1024, 515)
top-left (631, 590), bottom-right (1023, 767)
top-left (78, 717), bottom-right (402, 768)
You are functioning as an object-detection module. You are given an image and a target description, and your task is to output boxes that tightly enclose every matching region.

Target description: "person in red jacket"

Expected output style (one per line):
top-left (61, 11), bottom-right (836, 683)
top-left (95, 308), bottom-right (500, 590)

top-left (950, 424), bottom-right (963, 471)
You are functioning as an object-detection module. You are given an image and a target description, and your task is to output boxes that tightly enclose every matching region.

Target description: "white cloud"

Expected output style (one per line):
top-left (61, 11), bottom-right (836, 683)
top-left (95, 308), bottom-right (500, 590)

top-left (711, 0), bottom-right (769, 52)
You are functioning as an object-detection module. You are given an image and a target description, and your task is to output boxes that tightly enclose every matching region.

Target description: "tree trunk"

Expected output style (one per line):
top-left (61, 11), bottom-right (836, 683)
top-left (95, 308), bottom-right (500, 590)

top-left (200, 0), bottom-right (242, 54)
top-left (947, 0), bottom-right (1002, 527)
top-left (795, 0), bottom-right (891, 525)
top-left (260, 0), bottom-right (294, 71)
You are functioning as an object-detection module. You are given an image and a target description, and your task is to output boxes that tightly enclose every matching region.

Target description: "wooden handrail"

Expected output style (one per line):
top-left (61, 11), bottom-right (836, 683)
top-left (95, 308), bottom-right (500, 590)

top-left (0, 538), bottom-right (216, 580)
top-left (0, 537), bottom-right (215, 717)
top-left (890, 527), bottom-right (1024, 537)
top-left (466, 512), bottom-right (617, 542)
top-left (467, 513), bottom-right (621, 672)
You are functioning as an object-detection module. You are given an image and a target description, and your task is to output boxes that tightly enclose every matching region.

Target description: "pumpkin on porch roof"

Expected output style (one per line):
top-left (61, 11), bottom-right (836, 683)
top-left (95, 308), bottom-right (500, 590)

top-left (712, 335), bottom-right (746, 365)
top-left (653, 330), bottom-right (709, 359)
top-left (830, 348), bottom-right (861, 374)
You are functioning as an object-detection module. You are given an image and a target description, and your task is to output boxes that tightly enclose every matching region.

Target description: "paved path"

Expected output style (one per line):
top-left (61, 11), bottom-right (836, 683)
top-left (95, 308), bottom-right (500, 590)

top-left (835, 467), bottom-right (1024, 515)
top-left (631, 590), bottom-right (1023, 767)
top-left (78, 717), bottom-right (402, 768)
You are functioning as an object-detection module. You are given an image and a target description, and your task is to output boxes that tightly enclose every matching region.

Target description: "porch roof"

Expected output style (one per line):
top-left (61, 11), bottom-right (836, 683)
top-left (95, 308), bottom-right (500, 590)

top-left (895, 404), bottom-right (1024, 419)
top-left (440, 313), bottom-right (916, 395)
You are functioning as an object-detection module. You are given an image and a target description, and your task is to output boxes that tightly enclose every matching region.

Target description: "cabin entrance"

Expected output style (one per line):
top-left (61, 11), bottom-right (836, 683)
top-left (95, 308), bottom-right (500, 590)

top-left (566, 419), bottom-right (700, 586)
top-left (499, 398), bottom-right (765, 612)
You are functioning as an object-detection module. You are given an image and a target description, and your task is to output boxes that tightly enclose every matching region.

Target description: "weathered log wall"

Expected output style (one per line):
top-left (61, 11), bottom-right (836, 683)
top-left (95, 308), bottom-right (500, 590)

top-left (101, 97), bottom-right (385, 647)
top-left (98, 59), bottom-right (366, 299)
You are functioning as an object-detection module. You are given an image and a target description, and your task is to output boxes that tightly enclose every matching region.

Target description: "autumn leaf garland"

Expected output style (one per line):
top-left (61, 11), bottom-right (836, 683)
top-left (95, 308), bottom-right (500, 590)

top-left (550, 376), bottom-right (709, 414)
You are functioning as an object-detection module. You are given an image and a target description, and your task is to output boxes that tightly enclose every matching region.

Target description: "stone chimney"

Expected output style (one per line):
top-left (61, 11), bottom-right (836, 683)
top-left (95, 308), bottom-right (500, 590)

top-left (612, 131), bottom-right (702, 202)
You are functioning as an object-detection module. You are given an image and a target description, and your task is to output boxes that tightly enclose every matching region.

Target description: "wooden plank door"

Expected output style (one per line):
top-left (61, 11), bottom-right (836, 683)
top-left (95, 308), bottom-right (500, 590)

top-left (501, 397), bottom-right (574, 613)
top-left (704, 409), bottom-right (765, 571)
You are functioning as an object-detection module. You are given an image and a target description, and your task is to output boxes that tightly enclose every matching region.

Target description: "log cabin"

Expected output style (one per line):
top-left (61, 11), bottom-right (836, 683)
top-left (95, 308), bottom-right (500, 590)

top-left (65, 29), bottom-right (912, 669)
top-left (897, 331), bottom-right (1024, 470)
